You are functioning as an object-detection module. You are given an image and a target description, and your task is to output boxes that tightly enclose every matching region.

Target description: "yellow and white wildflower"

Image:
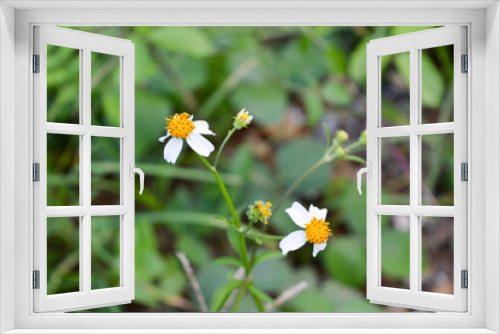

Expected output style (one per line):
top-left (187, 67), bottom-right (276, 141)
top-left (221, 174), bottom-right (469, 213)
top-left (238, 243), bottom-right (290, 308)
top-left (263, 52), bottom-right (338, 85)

top-left (159, 112), bottom-right (215, 164)
top-left (279, 201), bottom-right (332, 257)
top-left (233, 108), bottom-right (253, 129)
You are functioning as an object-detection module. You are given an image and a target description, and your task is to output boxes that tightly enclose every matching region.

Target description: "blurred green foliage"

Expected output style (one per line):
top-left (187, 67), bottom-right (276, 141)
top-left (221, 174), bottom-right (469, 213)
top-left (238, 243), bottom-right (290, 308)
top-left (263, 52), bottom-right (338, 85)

top-left (45, 26), bottom-right (454, 312)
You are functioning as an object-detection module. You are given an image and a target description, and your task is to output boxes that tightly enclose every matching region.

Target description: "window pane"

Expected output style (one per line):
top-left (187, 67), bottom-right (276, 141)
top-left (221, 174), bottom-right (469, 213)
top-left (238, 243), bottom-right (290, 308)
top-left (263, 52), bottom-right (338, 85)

top-left (381, 215), bottom-right (410, 290)
top-left (47, 45), bottom-right (80, 124)
top-left (91, 216), bottom-right (121, 290)
top-left (91, 52), bottom-right (121, 127)
top-left (421, 217), bottom-right (453, 295)
top-left (421, 45), bottom-right (454, 124)
top-left (47, 217), bottom-right (80, 295)
top-left (381, 136), bottom-right (410, 205)
top-left (47, 134), bottom-right (79, 206)
top-left (421, 134), bottom-right (454, 206)
top-left (381, 52), bottom-right (410, 127)
top-left (91, 137), bottom-right (121, 205)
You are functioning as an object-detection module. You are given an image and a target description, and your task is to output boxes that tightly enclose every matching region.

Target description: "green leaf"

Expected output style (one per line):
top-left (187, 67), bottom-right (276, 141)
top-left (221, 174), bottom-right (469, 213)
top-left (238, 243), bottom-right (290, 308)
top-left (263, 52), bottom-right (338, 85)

top-left (226, 225), bottom-right (243, 258)
top-left (303, 89), bottom-right (325, 127)
top-left (231, 84), bottom-right (287, 126)
top-left (176, 235), bottom-right (211, 268)
top-left (248, 284), bottom-right (275, 305)
top-left (210, 280), bottom-right (243, 312)
top-left (254, 250), bottom-right (284, 265)
top-left (276, 138), bottom-right (329, 194)
top-left (421, 53), bottom-right (445, 108)
top-left (323, 236), bottom-right (366, 287)
top-left (347, 39), bottom-right (369, 86)
top-left (148, 27), bottom-right (215, 57)
top-left (321, 81), bottom-right (351, 106)
top-left (213, 256), bottom-right (243, 268)
top-left (342, 155), bottom-right (366, 165)
top-left (381, 230), bottom-right (410, 279)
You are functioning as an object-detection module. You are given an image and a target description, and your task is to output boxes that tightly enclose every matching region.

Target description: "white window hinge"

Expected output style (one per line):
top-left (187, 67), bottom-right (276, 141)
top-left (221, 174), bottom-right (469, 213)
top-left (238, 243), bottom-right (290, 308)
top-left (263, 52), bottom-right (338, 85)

top-left (33, 270), bottom-right (40, 289)
top-left (33, 54), bottom-right (40, 73)
top-left (461, 270), bottom-right (468, 289)
top-left (461, 54), bottom-right (468, 73)
top-left (33, 163), bottom-right (40, 182)
top-left (461, 162), bottom-right (468, 181)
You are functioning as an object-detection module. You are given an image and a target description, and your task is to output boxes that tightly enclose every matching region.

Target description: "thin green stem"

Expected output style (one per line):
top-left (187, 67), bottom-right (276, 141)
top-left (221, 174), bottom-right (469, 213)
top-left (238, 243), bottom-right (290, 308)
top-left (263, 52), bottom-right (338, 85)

top-left (198, 155), bottom-right (241, 228)
top-left (214, 127), bottom-right (236, 169)
top-left (274, 158), bottom-right (327, 212)
top-left (233, 281), bottom-right (250, 312)
top-left (239, 232), bottom-right (250, 272)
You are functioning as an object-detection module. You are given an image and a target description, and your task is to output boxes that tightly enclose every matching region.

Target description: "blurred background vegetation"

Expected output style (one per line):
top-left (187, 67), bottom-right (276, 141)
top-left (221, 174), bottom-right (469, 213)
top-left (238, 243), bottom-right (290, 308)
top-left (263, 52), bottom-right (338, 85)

top-left (45, 26), bottom-right (455, 312)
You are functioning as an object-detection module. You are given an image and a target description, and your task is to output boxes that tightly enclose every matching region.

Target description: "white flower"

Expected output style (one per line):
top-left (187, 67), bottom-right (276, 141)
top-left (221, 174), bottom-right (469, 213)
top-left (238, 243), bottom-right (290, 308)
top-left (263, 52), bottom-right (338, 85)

top-left (159, 112), bottom-right (215, 164)
top-left (279, 201), bottom-right (332, 257)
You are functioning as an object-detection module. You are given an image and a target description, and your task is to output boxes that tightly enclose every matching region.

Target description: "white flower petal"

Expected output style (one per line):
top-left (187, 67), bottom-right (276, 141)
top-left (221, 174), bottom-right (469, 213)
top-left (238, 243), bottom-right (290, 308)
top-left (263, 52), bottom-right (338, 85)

top-left (186, 132), bottom-right (215, 157)
top-left (279, 230), bottom-right (308, 255)
top-left (309, 204), bottom-right (327, 221)
top-left (164, 137), bottom-right (183, 164)
top-left (193, 120), bottom-right (215, 136)
top-left (312, 242), bottom-right (327, 257)
top-left (158, 132), bottom-right (170, 143)
top-left (285, 202), bottom-right (310, 228)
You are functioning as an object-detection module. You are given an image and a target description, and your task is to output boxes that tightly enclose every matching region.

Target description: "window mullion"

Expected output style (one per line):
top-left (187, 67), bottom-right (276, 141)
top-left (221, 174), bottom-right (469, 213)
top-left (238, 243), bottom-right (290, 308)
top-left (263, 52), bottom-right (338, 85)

top-left (409, 48), bottom-right (421, 294)
top-left (82, 47), bottom-right (92, 294)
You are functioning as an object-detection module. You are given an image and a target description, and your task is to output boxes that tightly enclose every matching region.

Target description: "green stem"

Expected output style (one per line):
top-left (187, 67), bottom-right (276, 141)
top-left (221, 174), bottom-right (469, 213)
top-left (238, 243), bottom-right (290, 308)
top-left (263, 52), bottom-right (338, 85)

top-left (214, 127), bottom-right (236, 170)
top-left (274, 158), bottom-right (327, 212)
top-left (233, 281), bottom-right (250, 312)
top-left (239, 232), bottom-right (250, 272)
top-left (198, 155), bottom-right (241, 228)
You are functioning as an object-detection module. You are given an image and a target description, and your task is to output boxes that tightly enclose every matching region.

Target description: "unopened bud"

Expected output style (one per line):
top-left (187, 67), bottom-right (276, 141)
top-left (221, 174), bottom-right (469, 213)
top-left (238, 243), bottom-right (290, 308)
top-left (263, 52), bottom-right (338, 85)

top-left (336, 130), bottom-right (349, 144)
top-left (234, 108), bottom-right (253, 129)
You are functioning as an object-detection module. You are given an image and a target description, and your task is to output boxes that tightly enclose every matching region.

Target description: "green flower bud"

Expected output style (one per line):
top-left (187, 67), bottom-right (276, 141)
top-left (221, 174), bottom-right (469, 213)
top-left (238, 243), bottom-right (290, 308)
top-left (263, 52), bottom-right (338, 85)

top-left (336, 130), bottom-right (349, 144)
top-left (359, 130), bottom-right (367, 145)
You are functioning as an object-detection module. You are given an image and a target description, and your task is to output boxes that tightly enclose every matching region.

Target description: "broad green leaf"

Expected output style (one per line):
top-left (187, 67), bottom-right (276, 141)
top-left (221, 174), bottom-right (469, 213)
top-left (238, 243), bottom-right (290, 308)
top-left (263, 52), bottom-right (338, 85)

top-left (213, 256), bottom-right (243, 268)
top-left (303, 89), bottom-right (325, 127)
top-left (231, 84), bottom-right (287, 126)
top-left (254, 250), bottom-right (284, 265)
top-left (323, 236), bottom-right (366, 287)
top-left (326, 47), bottom-right (346, 75)
top-left (248, 284), bottom-right (275, 304)
top-left (381, 229), bottom-right (410, 279)
top-left (278, 38), bottom-right (328, 87)
top-left (176, 235), bottom-right (211, 268)
top-left (148, 27), bottom-right (215, 57)
top-left (276, 138), bottom-right (330, 194)
top-left (252, 258), bottom-right (295, 294)
top-left (321, 81), bottom-right (351, 106)
top-left (421, 53), bottom-right (445, 108)
top-left (347, 39), bottom-right (369, 86)
top-left (198, 263), bottom-right (231, 308)
top-left (288, 288), bottom-right (334, 312)
top-left (210, 280), bottom-right (242, 312)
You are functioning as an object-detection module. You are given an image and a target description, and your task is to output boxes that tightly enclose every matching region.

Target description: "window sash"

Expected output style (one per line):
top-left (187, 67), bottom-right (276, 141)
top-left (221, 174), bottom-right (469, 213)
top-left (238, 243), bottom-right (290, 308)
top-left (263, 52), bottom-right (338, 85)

top-left (33, 25), bottom-right (135, 313)
top-left (366, 26), bottom-right (467, 312)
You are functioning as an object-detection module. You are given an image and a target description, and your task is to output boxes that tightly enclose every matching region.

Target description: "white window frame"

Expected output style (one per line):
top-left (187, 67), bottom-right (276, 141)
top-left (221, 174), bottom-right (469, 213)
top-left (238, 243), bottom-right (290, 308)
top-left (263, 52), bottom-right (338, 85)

top-left (33, 26), bottom-right (136, 313)
top-left (0, 2), bottom-right (499, 333)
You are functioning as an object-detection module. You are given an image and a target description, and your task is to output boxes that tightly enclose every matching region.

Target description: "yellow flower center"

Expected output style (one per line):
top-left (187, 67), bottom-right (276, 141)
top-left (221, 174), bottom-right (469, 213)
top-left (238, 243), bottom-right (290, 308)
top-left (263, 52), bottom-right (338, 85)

top-left (165, 113), bottom-right (195, 139)
top-left (305, 217), bottom-right (332, 244)
top-left (240, 112), bottom-right (249, 121)
top-left (256, 201), bottom-right (272, 225)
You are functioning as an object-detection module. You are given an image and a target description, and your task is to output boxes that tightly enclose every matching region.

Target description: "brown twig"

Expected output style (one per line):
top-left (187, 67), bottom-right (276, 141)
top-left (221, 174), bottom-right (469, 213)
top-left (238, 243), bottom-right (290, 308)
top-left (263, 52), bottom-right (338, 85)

top-left (176, 251), bottom-right (209, 312)
top-left (265, 281), bottom-right (308, 311)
